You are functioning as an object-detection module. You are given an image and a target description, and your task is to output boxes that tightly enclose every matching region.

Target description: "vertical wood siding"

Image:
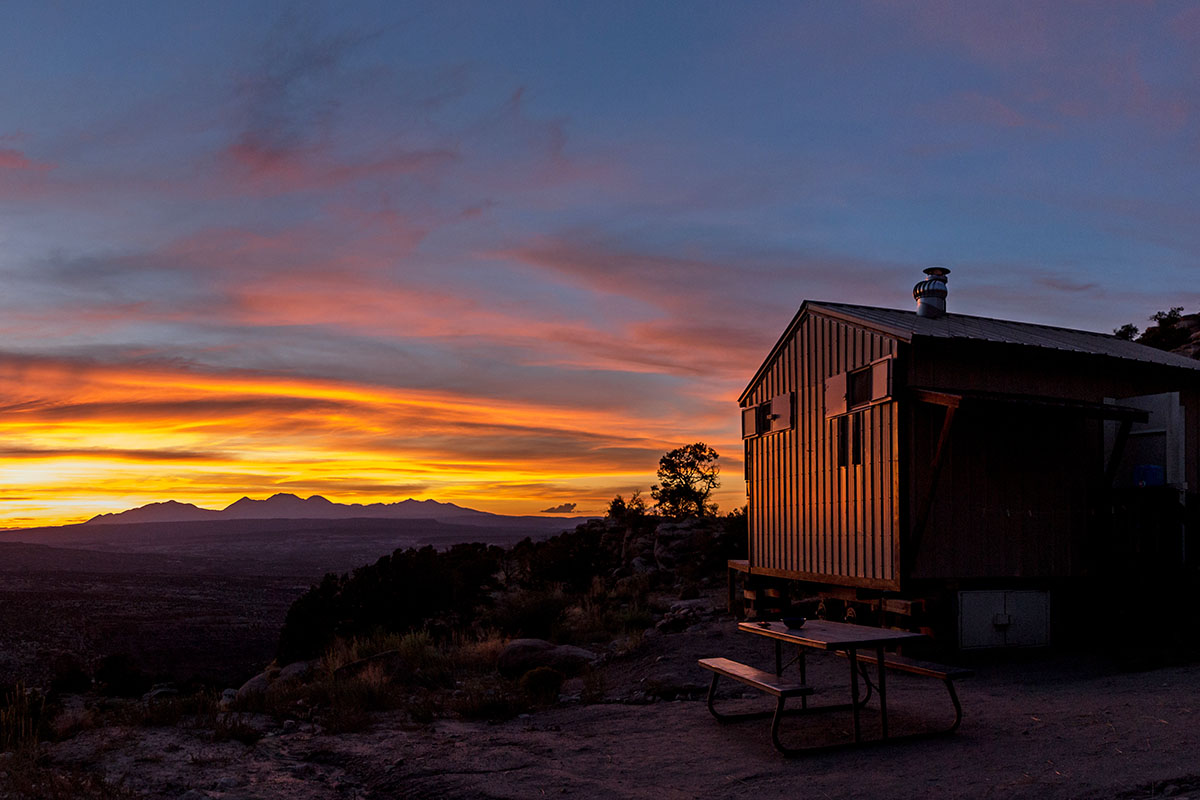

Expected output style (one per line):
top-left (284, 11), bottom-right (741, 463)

top-left (742, 313), bottom-right (900, 588)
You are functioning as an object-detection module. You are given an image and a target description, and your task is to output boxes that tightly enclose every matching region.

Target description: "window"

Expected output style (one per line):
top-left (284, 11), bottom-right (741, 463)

top-left (742, 393), bottom-right (794, 438)
top-left (824, 356), bottom-right (893, 418)
top-left (837, 412), bottom-right (865, 468)
top-left (852, 412), bottom-right (864, 466)
top-left (742, 407), bottom-right (760, 438)
top-left (848, 368), bottom-right (872, 408)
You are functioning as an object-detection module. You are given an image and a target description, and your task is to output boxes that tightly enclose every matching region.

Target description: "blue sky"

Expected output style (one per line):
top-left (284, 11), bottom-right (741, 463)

top-left (2, 1), bottom-right (1199, 525)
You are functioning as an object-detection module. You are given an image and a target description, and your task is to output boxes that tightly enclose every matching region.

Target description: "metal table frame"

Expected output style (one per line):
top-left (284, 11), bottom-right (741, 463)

top-left (737, 619), bottom-right (925, 744)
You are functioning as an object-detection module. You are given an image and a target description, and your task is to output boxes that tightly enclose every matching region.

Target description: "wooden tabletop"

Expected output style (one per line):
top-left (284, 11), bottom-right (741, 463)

top-left (738, 619), bottom-right (926, 650)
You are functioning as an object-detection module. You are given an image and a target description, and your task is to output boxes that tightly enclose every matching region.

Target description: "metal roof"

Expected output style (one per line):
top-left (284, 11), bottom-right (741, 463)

top-left (740, 300), bottom-right (1200, 403)
top-left (809, 302), bottom-right (1200, 372)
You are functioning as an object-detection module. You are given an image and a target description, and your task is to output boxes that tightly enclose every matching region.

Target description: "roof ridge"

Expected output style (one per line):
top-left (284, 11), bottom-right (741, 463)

top-left (809, 301), bottom-right (1121, 340)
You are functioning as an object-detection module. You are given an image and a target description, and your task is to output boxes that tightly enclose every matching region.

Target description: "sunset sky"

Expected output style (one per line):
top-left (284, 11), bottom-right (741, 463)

top-left (3, 2), bottom-right (1200, 527)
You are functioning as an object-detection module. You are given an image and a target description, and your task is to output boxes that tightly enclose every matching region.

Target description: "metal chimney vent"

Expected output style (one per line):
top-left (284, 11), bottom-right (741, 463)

top-left (914, 266), bottom-right (950, 318)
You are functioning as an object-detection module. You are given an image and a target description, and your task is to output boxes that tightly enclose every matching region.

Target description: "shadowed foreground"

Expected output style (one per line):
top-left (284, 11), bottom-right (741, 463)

top-left (38, 610), bottom-right (1200, 800)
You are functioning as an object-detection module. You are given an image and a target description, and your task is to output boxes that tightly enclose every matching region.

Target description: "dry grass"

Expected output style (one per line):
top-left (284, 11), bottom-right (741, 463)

top-left (1, 683), bottom-right (41, 755)
top-left (0, 752), bottom-right (142, 800)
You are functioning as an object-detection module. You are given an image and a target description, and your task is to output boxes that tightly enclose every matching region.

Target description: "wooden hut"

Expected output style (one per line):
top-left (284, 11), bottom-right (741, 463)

top-left (737, 269), bottom-right (1200, 647)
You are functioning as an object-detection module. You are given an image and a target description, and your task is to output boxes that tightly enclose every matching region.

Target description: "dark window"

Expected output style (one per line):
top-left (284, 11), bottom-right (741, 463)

top-left (836, 415), bottom-right (849, 468)
top-left (848, 367), bottom-right (873, 408)
top-left (746, 393), bottom-right (794, 436)
top-left (852, 413), bottom-right (864, 465)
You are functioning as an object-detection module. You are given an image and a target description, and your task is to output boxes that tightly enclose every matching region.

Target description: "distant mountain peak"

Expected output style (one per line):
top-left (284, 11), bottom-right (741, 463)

top-left (86, 500), bottom-right (221, 526)
top-left (82, 494), bottom-right (592, 528)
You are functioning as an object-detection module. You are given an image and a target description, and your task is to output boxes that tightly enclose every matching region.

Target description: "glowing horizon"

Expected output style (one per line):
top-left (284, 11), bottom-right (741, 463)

top-left (0, 355), bottom-right (746, 528)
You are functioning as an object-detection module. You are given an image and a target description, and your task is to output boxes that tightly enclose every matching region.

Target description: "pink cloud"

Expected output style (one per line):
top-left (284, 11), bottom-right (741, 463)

top-left (1171, 6), bottom-right (1200, 42)
top-left (927, 91), bottom-right (1055, 131)
top-left (882, 1), bottom-right (1053, 65)
top-left (221, 138), bottom-right (456, 196)
top-left (0, 148), bottom-right (52, 171)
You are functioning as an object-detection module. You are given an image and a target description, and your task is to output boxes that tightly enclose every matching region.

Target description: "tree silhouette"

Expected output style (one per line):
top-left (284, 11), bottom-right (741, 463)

top-left (651, 442), bottom-right (720, 519)
top-left (1114, 307), bottom-right (1196, 354)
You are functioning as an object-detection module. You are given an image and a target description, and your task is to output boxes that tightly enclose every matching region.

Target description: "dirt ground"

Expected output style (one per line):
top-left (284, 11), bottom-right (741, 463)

top-left (41, 605), bottom-right (1200, 800)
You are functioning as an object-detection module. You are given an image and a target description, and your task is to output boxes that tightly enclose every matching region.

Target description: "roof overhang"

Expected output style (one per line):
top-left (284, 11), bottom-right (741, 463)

top-left (911, 387), bottom-right (1151, 423)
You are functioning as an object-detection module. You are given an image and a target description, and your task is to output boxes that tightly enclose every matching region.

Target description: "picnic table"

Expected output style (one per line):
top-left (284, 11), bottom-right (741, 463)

top-left (699, 619), bottom-right (971, 755)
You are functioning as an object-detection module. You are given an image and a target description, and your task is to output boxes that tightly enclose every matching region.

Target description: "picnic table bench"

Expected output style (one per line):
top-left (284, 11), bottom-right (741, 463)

top-left (699, 620), bottom-right (971, 755)
top-left (836, 650), bottom-right (972, 733)
top-left (699, 657), bottom-right (815, 754)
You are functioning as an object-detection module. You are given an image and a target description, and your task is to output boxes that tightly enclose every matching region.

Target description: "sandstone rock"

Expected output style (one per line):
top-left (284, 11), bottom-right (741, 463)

top-left (277, 660), bottom-right (313, 682)
top-left (669, 598), bottom-right (712, 613)
top-left (235, 666), bottom-right (279, 701)
top-left (630, 556), bottom-right (657, 575)
top-left (497, 639), bottom-right (599, 678)
top-left (653, 520), bottom-right (715, 571)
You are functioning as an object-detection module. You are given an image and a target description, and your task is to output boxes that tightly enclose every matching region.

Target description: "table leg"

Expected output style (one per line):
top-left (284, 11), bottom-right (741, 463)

top-left (876, 644), bottom-right (888, 739)
top-left (849, 648), bottom-right (861, 743)
top-left (798, 647), bottom-right (808, 710)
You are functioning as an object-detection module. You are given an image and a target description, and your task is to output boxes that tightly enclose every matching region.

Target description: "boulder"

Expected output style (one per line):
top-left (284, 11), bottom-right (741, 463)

top-left (630, 556), bottom-right (657, 575)
top-left (653, 520), bottom-right (713, 571)
top-left (277, 660), bottom-right (314, 682)
top-left (622, 530), bottom-right (655, 563)
top-left (497, 639), bottom-right (599, 678)
top-left (143, 684), bottom-right (179, 702)
top-left (235, 666), bottom-right (279, 701)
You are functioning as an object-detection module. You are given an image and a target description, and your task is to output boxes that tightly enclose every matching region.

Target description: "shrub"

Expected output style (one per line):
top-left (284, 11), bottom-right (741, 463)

top-left (49, 654), bottom-right (91, 694)
top-left (93, 655), bottom-right (151, 698)
top-left (0, 751), bottom-right (141, 800)
top-left (448, 630), bottom-right (506, 674)
top-left (519, 667), bottom-right (565, 706)
top-left (277, 543), bottom-right (505, 663)
top-left (211, 713), bottom-right (263, 745)
top-left (451, 677), bottom-right (526, 721)
top-left (485, 587), bottom-right (569, 638)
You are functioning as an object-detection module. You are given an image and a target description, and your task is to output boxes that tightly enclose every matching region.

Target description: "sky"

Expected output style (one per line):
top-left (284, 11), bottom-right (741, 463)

top-left (3, 1), bottom-right (1200, 527)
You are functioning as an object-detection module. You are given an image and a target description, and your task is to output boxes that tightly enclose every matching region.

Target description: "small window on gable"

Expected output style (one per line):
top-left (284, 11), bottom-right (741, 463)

top-left (848, 368), bottom-right (872, 408)
top-left (744, 393), bottom-right (794, 437)
top-left (827, 356), bottom-right (893, 417)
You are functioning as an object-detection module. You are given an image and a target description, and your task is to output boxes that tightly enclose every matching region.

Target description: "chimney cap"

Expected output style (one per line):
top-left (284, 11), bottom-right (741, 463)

top-left (914, 266), bottom-right (950, 318)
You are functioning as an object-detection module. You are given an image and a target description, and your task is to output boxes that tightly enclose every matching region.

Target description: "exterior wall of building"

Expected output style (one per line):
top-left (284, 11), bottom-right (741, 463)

top-left (742, 311), bottom-right (901, 589)
top-left (907, 401), bottom-right (1101, 580)
top-left (905, 339), bottom-right (1200, 581)
top-left (743, 315), bottom-right (1200, 594)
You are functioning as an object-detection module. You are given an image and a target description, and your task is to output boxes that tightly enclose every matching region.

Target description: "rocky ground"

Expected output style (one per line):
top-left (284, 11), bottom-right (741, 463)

top-left (16, 592), bottom-right (1200, 800)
